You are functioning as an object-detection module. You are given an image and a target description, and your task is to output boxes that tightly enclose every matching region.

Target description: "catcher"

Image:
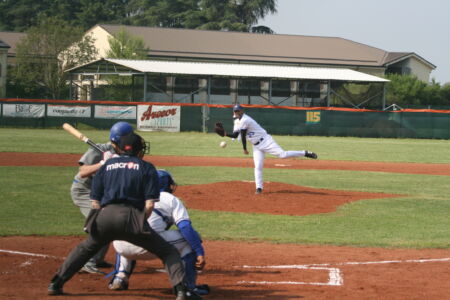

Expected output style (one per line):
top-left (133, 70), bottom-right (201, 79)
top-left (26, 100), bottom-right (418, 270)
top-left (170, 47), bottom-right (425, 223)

top-left (215, 104), bottom-right (318, 194)
top-left (109, 169), bottom-right (209, 295)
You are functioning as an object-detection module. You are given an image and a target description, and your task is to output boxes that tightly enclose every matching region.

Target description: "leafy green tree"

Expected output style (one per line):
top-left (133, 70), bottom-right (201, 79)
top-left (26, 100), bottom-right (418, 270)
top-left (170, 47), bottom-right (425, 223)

top-left (0, 0), bottom-right (130, 31)
top-left (421, 79), bottom-right (442, 106)
top-left (104, 28), bottom-right (149, 101)
top-left (126, 0), bottom-right (277, 32)
top-left (1, 0), bottom-right (277, 33)
top-left (10, 17), bottom-right (97, 99)
top-left (440, 83), bottom-right (450, 105)
top-left (106, 27), bottom-right (149, 59)
top-left (385, 74), bottom-right (427, 106)
top-left (0, 0), bottom-right (47, 31)
top-left (74, 0), bottom-right (130, 29)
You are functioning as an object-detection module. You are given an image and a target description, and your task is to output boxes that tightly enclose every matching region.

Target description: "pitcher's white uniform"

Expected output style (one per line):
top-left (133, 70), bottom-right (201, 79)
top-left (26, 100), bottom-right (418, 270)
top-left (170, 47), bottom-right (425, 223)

top-left (113, 191), bottom-right (193, 262)
top-left (233, 112), bottom-right (315, 191)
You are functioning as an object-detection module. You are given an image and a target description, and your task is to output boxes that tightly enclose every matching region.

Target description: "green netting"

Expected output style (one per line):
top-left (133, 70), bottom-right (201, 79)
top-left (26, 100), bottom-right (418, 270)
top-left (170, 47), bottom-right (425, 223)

top-left (2, 100), bottom-right (450, 139)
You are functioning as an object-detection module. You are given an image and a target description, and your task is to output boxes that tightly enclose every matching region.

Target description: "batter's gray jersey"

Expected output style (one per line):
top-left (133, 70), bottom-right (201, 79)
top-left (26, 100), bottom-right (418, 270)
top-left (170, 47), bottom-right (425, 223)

top-left (71, 143), bottom-right (115, 215)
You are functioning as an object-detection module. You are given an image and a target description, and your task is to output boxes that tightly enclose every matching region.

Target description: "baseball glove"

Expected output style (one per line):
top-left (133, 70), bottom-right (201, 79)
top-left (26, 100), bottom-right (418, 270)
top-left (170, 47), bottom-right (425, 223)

top-left (214, 122), bottom-right (226, 137)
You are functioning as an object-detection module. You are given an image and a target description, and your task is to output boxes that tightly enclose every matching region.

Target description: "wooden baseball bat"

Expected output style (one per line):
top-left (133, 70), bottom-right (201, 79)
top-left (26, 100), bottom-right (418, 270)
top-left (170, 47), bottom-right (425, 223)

top-left (62, 123), bottom-right (104, 153)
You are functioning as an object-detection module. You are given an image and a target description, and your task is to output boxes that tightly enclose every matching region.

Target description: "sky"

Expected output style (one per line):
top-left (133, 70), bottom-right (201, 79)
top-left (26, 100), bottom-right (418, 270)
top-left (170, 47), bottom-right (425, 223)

top-left (258, 0), bottom-right (450, 84)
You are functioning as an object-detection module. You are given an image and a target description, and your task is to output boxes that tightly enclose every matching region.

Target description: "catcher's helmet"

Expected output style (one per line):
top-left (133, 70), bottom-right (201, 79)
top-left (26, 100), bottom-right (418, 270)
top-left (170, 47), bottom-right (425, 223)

top-left (110, 122), bottom-right (133, 144)
top-left (118, 132), bottom-right (145, 156)
top-left (233, 104), bottom-right (244, 111)
top-left (157, 169), bottom-right (177, 193)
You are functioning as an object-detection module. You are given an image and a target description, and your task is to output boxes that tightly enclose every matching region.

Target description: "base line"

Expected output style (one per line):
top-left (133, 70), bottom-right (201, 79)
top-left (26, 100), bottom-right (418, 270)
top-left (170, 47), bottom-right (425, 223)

top-left (237, 257), bottom-right (450, 287)
top-left (0, 249), bottom-right (60, 259)
top-left (237, 265), bottom-right (343, 286)
top-left (283, 257), bottom-right (450, 268)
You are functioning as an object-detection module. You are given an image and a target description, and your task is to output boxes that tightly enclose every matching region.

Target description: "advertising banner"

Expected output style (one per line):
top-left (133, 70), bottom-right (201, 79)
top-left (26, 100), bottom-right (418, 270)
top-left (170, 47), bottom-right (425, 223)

top-left (137, 105), bottom-right (180, 132)
top-left (2, 104), bottom-right (45, 118)
top-left (95, 105), bottom-right (136, 119)
top-left (47, 105), bottom-right (91, 118)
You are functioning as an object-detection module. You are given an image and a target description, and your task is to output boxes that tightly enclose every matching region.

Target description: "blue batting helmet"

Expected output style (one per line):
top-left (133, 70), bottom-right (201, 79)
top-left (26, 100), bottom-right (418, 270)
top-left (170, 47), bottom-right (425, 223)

top-left (233, 104), bottom-right (244, 111)
top-left (157, 169), bottom-right (177, 193)
top-left (110, 122), bottom-right (133, 144)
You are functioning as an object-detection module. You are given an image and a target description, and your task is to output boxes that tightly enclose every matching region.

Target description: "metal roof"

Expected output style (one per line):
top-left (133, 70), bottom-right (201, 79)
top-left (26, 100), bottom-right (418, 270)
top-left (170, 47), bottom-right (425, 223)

top-left (98, 25), bottom-right (386, 67)
top-left (68, 58), bottom-right (389, 82)
top-left (96, 25), bottom-right (434, 70)
top-left (0, 32), bottom-right (26, 54)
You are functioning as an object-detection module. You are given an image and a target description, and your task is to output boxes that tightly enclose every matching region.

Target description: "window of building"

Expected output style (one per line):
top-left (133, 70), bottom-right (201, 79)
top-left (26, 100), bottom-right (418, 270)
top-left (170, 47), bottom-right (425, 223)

top-left (174, 77), bottom-right (198, 94)
top-left (238, 79), bottom-right (260, 96)
top-left (211, 78), bottom-right (230, 95)
top-left (298, 81), bottom-right (321, 98)
top-left (148, 75), bottom-right (167, 93)
top-left (271, 79), bottom-right (291, 97)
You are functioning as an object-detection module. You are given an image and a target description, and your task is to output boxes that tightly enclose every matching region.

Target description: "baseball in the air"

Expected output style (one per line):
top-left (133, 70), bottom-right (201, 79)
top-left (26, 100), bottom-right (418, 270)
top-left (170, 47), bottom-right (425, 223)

top-left (220, 141), bottom-right (227, 148)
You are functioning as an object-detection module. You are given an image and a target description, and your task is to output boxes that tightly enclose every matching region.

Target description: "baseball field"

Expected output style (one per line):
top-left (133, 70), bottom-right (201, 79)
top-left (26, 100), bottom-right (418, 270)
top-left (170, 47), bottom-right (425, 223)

top-left (1, 128), bottom-right (450, 299)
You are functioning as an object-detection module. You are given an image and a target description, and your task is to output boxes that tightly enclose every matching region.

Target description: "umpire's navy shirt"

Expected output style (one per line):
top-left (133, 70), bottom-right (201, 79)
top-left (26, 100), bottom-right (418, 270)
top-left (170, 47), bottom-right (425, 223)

top-left (90, 155), bottom-right (160, 210)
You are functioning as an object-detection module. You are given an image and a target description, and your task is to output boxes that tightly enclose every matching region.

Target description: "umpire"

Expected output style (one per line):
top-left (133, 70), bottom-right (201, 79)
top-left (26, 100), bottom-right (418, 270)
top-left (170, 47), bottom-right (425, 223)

top-left (48, 132), bottom-right (202, 300)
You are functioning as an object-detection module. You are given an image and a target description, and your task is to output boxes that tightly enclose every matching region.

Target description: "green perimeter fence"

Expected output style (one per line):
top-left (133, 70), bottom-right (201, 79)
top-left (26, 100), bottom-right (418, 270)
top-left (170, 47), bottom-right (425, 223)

top-left (1, 98), bottom-right (450, 139)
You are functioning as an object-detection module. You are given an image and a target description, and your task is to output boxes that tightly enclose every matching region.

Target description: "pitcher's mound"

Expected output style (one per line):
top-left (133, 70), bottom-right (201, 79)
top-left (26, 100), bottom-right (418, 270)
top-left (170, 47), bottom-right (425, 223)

top-left (177, 181), bottom-right (400, 216)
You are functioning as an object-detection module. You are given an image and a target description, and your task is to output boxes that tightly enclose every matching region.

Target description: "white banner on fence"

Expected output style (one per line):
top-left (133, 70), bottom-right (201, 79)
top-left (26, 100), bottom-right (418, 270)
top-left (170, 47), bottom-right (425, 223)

top-left (137, 105), bottom-right (180, 132)
top-left (2, 104), bottom-right (45, 118)
top-left (47, 105), bottom-right (91, 118)
top-left (95, 105), bottom-right (136, 119)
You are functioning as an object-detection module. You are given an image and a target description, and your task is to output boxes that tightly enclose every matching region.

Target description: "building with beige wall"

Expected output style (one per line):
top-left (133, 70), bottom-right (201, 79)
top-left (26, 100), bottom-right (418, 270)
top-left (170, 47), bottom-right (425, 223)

top-left (70, 25), bottom-right (434, 108)
top-left (85, 24), bottom-right (435, 81)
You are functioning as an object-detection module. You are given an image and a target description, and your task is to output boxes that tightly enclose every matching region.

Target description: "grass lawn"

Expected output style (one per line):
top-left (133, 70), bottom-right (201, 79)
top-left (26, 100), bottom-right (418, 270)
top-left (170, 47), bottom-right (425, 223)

top-left (0, 128), bottom-right (449, 249)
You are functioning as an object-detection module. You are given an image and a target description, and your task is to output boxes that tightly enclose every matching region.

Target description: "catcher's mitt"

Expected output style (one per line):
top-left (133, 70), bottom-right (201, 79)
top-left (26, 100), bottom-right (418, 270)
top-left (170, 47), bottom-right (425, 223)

top-left (214, 122), bottom-right (226, 137)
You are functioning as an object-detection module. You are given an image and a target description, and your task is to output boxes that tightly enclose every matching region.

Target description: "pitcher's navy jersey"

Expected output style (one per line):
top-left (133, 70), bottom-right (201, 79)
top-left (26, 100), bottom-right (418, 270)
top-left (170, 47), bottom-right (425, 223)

top-left (90, 156), bottom-right (160, 210)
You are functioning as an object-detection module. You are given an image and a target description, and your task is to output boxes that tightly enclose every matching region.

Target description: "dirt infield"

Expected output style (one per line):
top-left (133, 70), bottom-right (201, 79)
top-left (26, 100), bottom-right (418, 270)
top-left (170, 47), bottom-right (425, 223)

top-left (1, 153), bottom-right (450, 299)
top-left (2, 237), bottom-right (450, 299)
top-left (2, 152), bottom-right (450, 176)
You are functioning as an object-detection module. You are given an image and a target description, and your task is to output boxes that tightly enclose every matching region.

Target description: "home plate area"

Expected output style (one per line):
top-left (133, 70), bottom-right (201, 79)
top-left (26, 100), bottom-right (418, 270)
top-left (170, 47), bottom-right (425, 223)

top-left (2, 237), bottom-right (450, 299)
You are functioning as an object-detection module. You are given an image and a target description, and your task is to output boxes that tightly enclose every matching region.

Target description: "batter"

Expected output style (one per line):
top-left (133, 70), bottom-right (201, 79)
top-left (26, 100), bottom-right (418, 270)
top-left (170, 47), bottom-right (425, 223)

top-left (70, 121), bottom-right (133, 273)
top-left (48, 133), bottom-right (202, 300)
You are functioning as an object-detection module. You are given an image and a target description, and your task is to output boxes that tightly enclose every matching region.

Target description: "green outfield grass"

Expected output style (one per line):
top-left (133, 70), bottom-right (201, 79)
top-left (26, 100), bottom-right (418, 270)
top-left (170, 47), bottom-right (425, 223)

top-left (1, 128), bottom-right (450, 249)
top-left (2, 127), bottom-right (450, 163)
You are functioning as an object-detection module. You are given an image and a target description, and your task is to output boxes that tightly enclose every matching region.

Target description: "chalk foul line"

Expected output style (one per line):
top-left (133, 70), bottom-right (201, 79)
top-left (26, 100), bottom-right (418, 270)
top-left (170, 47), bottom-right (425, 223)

top-left (237, 257), bottom-right (450, 287)
top-left (238, 265), bottom-right (342, 286)
top-left (3, 248), bottom-right (450, 288)
top-left (0, 249), bottom-right (60, 259)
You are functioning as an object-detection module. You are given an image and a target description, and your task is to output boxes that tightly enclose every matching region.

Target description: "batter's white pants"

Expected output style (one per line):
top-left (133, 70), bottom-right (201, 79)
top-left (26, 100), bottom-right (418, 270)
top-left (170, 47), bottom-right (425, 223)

top-left (253, 135), bottom-right (306, 189)
top-left (113, 230), bottom-right (192, 279)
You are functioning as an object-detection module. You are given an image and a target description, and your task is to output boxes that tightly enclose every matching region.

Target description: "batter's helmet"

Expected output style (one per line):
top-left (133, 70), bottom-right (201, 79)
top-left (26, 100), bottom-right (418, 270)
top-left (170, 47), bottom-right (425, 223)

top-left (110, 122), bottom-right (133, 144)
top-left (233, 104), bottom-right (244, 111)
top-left (157, 169), bottom-right (177, 193)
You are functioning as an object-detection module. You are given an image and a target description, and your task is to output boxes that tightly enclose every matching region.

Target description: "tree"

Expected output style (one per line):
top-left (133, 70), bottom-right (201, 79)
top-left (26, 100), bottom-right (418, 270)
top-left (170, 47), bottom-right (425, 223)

top-left (385, 74), bottom-right (427, 106)
top-left (0, 0), bottom-right (130, 31)
top-left (104, 28), bottom-right (149, 101)
top-left (422, 79), bottom-right (442, 106)
top-left (440, 83), bottom-right (450, 105)
top-left (125, 0), bottom-right (277, 33)
top-left (10, 17), bottom-right (97, 99)
top-left (106, 27), bottom-right (149, 59)
top-left (1, 0), bottom-right (278, 33)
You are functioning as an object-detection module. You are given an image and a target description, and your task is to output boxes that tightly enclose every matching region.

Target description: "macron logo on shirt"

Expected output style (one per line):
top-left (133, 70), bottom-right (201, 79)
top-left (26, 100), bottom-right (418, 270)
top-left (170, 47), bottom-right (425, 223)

top-left (106, 162), bottom-right (140, 171)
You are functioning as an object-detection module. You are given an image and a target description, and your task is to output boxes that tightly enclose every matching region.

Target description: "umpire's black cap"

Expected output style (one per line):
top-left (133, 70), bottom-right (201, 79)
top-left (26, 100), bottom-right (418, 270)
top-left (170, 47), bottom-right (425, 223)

top-left (233, 104), bottom-right (244, 111)
top-left (118, 132), bottom-right (144, 156)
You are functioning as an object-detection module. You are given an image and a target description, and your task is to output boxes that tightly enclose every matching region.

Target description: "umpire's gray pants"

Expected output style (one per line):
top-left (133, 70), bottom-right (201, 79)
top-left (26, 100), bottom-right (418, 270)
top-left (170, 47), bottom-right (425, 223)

top-left (71, 183), bottom-right (109, 264)
top-left (54, 204), bottom-right (185, 287)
